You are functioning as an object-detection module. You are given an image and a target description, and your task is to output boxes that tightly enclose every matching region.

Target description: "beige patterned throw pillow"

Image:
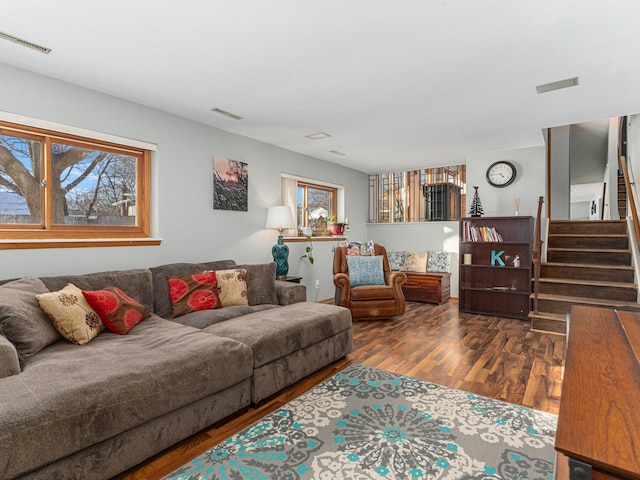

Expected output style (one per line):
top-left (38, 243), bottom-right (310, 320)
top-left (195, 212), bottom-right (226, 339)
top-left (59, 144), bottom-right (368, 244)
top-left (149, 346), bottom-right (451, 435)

top-left (36, 283), bottom-right (104, 345)
top-left (213, 268), bottom-right (249, 306)
top-left (400, 251), bottom-right (429, 273)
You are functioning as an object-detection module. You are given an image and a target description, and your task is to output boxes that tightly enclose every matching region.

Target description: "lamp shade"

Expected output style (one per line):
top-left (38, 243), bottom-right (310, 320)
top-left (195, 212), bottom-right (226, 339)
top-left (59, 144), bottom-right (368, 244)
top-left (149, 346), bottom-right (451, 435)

top-left (266, 206), bottom-right (294, 231)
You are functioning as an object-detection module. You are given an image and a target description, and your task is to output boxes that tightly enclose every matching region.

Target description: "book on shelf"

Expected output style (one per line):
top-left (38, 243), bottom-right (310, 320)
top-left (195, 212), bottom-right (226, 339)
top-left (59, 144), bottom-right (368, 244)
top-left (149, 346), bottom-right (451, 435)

top-left (462, 221), bottom-right (503, 242)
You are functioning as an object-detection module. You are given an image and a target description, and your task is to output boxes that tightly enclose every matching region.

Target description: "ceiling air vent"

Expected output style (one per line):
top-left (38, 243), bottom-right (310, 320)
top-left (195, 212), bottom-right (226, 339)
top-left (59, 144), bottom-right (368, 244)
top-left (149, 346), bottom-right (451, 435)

top-left (0, 31), bottom-right (51, 54)
top-left (305, 132), bottom-right (331, 140)
top-left (210, 108), bottom-right (243, 120)
top-left (536, 77), bottom-right (579, 94)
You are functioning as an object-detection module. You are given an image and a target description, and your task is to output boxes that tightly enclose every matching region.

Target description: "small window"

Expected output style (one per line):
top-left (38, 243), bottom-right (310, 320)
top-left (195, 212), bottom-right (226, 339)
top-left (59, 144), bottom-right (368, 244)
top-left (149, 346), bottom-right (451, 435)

top-left (0, 121), bottom-right (153, 248)
top-left (369, 165), bottom-right (466, 223)
top-left (297, 182), bottom-right (337, 235)
top-left (281, 175), bottom-right (342, 237)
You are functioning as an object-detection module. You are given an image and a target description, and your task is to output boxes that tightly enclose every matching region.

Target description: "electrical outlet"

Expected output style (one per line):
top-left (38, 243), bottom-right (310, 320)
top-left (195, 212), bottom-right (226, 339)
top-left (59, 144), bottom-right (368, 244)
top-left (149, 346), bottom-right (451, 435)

top-left (315, 280), bottom-right (320, 289)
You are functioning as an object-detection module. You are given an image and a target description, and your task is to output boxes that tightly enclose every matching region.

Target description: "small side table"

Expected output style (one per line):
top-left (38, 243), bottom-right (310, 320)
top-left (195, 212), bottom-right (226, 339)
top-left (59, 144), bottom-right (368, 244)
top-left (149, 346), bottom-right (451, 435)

top-left (280, 276), bottom-right (302, 284)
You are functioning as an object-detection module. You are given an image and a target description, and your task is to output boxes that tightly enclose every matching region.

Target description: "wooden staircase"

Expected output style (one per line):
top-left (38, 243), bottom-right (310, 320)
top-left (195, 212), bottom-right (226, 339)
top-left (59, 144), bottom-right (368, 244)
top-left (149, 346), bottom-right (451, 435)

top-left (529, 219), bottom-right (638, 334)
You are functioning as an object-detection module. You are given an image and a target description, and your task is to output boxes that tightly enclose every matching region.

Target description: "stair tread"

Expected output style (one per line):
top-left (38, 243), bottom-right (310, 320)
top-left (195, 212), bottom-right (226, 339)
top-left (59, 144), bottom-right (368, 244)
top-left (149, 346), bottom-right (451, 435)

top-left (550, 220), bottom-right (626, 223)
top-left (549, 233), bottom-right (628, 238)
top-left (542, 262), bottom-right (634, 270)
top-left (547, 247), bottom-right (631, 253)
top-left (537, 277), bottom-right (637, 288)
top-left (528, 312), bottom-right (566, 321)
top-left (530, 293), bottom-right (640, 308)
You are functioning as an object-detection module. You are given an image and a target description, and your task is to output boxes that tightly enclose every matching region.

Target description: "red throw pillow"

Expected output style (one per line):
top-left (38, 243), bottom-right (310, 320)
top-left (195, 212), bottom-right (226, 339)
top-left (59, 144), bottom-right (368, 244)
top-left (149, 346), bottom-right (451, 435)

top-left (167, 271), bottom-right (222, 318)
top-left (82, 287), bottom-right (150, 335)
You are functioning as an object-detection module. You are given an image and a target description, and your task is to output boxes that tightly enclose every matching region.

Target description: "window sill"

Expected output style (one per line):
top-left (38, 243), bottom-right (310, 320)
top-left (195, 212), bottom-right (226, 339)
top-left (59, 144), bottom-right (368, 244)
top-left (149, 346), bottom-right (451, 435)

top-left (0, 238), bottom-right (163, 250)
top-left (283, 236), bottom-right (347, 243)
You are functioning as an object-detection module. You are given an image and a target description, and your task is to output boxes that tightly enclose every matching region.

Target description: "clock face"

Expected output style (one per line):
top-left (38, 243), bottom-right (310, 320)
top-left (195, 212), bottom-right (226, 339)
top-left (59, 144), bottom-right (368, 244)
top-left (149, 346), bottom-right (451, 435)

top-left (486, 161), bottom-right (516, 187)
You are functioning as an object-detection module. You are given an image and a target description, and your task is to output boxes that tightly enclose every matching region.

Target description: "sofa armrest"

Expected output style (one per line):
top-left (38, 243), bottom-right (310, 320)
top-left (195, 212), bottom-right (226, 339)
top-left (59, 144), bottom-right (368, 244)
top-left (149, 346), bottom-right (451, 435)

top-left (0, 335), bottom-right (20, 378)
top-left (333, 273), bottom-right (351, 307)
top-left (275, 280), bottom-right (306, 305)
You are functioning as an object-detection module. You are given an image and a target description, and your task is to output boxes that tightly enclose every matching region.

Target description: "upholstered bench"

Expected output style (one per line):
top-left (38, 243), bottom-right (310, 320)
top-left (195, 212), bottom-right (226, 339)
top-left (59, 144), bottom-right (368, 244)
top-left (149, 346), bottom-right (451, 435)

top-left (204, 302), bottom-right (353, 403)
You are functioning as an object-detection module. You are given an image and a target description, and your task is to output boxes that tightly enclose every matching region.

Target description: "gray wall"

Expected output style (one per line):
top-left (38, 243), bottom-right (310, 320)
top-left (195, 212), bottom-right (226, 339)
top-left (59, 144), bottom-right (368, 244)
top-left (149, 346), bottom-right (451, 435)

top-left (368, 145), bottom-right (546, 299)
top-left (0, 62), bottom-right (551, 303)
top-left (0, 62), bottom-right (368, 301)
top-left (465, 146), bottom-right (546, 218)
top-left (548, 126), bottom-right (571, 219)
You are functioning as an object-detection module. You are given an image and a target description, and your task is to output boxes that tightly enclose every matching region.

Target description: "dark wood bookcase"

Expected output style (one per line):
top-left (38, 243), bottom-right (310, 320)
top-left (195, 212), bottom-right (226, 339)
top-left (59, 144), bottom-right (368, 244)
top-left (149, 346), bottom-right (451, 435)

top-left (459, 216), bottom-right (533, 320)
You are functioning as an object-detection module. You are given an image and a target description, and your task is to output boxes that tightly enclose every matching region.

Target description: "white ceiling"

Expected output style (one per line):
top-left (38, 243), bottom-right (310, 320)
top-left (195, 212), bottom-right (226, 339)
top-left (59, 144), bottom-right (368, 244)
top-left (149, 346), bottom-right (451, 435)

top-left (2, 1), bottom-right (640, 174)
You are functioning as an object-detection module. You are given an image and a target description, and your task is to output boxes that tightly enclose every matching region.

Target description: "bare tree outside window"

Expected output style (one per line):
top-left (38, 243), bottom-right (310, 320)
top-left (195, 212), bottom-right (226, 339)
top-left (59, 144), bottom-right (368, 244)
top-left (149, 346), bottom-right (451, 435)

top-left (0, 119), bottom-right (152, 249)
top-left (0, 133), bottom-right (138, 226)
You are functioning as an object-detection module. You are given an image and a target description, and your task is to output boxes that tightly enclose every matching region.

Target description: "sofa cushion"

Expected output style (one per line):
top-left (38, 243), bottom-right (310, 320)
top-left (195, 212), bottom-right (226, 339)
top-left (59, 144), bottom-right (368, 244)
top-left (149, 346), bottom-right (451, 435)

top-left (346, 255), bottom-right (385, 287)
top-left (170, 304), bottom-right (279, 329)
top-left (387, 251), bottom-right (405, 271)
top-left (150, 260), bottom-right (236, 318)
top-left (204, 302), bottom-right (352, 368)
top-left (427, 251), bottom-right (452, 273)
top-left (82, 286), bottom-right (151, 335)
top-left (40, 268), bottom-right (154, 312)
top-left (215, 268), bottom-right (249, 306)
top-left (36, 283), bottom-right (104, 345)
top-left (0, 335), bottom-right (20, 378)
top-left (168, 272), bottom-right (222, 318)
top-left (0, 276), bottom-right (60, 360)
top-left (400, 251), bottom-right (428, 272)
top-left (235, 263), bottom-right (278, 305)
top-left (0, 315), bottom-right (253, 479)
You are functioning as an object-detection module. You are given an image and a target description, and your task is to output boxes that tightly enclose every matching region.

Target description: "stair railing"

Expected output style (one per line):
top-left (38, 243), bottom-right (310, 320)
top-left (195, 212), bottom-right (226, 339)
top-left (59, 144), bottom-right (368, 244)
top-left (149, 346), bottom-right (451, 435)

top-left (619, 155), bottom-right (640, 250)
top-left (532, 195), bottom-right (544, 314)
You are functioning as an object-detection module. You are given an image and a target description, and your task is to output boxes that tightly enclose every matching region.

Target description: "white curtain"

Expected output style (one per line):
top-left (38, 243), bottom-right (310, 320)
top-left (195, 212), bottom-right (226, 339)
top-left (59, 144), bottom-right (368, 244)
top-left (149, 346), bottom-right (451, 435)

top-left (281, 177), bottom-right (298, 235)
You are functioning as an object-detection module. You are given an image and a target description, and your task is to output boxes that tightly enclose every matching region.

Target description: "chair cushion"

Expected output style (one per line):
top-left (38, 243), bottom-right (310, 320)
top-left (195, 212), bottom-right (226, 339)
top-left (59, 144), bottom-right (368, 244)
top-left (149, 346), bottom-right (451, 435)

top-left (346, 255), bottom-right (385, 287)
top-left (350, 284), bottom-right (396, 300)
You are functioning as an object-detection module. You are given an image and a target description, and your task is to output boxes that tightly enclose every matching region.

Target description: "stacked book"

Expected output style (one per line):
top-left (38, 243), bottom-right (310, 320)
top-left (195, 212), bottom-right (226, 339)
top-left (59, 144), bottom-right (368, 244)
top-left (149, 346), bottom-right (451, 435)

top-left (462, 222), bottom-right (503, 242)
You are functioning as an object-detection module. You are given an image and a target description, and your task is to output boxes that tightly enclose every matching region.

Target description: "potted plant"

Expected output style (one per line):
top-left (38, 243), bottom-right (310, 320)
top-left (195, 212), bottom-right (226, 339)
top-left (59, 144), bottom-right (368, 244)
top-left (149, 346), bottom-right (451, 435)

top-left (300, 237), bottom-right (314, 264)
top-left (327, 216), bottom-right (345, 236)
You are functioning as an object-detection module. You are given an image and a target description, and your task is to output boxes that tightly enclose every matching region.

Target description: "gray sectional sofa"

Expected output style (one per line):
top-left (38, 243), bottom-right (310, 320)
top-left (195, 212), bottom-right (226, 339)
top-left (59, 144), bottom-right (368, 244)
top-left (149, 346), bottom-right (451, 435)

top-left (0, 260), bottom-right (353, 480)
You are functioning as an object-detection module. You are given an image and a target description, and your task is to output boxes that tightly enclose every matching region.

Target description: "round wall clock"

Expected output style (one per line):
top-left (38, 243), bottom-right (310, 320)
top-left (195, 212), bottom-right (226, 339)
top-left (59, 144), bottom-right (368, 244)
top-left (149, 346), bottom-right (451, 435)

top-left (486, 161), bottom-right (517, 188)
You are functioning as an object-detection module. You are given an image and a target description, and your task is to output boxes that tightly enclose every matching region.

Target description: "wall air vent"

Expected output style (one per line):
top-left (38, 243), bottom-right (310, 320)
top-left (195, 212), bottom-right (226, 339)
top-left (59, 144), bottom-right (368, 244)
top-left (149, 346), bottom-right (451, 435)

top-left (210, 108), bottom-right (243, 120)
top-left (0, 31), bottom-right (51, 54)
top-left (536, 77), bottom-right (579, 94)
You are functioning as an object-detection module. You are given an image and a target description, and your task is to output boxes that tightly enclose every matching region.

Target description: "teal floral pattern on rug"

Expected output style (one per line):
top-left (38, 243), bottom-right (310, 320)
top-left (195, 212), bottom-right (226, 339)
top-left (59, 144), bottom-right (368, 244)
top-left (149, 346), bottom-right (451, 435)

top-left (164, 364), bottom-right (557, 479)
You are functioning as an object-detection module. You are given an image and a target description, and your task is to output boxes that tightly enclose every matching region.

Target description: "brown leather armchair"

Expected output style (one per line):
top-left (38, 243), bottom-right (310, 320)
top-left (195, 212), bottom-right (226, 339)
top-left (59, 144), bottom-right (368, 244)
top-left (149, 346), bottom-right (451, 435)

top-left (333, 243), bottom-right (407, 319)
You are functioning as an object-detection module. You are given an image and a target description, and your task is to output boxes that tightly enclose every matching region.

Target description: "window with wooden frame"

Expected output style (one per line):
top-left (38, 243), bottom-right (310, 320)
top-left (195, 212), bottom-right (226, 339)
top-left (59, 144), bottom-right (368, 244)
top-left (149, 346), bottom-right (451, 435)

top-left (281, 175), bottom-right (342, 237)
top-left (297, 181), bottom-right (337, 235)
top-left (0, 120), bottom-right (156, 249)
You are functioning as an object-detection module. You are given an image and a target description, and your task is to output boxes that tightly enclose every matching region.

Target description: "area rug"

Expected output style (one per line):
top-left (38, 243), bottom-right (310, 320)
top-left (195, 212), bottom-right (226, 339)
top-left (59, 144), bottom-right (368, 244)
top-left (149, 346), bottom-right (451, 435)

top-left (164, 364), bottom-right (557, 479)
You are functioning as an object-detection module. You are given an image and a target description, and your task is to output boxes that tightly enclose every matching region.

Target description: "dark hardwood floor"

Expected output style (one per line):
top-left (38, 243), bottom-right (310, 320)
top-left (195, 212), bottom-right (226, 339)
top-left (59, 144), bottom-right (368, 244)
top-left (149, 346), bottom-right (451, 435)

top-left (115, 300), bottom-right (565, 479)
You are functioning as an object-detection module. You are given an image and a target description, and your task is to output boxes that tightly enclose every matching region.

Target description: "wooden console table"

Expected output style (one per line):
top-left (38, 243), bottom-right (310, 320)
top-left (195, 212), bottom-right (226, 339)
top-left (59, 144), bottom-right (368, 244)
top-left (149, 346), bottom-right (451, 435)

top-left (555, 305), bottom-right (640, 480)
top-left (402, 272), bottom-right (450, 304)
